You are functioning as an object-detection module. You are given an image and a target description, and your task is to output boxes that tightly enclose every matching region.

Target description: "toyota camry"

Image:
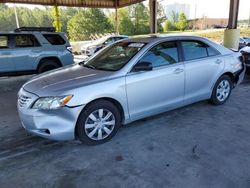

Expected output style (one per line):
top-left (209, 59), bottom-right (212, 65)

top-left (18, 36), bottom-right (245, 145)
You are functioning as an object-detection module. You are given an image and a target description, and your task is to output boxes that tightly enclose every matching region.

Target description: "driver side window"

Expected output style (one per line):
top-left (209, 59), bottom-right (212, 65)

top-left (139, 41), bottom-right (179, 68)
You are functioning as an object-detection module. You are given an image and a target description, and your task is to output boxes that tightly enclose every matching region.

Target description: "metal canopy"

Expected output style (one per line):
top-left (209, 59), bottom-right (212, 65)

top-left (1, 0), bottom-right (145, 8)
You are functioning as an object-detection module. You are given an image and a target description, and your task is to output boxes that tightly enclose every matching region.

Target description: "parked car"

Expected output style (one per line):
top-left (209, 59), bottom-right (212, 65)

top-left (240, 45), bottom-right (250, 73)
top-left (81, 35), bottom-right (128, 56)
top-left (0, 27), bottom-right (74, 76)
top-left (18, 36), bottom-right (245, 145)
top-left (239, 36), bottom-right (250, 49)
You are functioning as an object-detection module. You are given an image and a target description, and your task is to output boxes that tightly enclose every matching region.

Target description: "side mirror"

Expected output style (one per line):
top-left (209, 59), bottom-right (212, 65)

top-left (132, 62), bottom-right (153, 72)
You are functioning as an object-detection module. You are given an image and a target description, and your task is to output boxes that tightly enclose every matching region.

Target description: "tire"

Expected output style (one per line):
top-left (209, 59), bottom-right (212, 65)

top-left (37, 59), bottom-right (60, 74)
top-left (210, 75), bottom-right (233, 105)
top-left (76, 100), bottom-right (121, 145)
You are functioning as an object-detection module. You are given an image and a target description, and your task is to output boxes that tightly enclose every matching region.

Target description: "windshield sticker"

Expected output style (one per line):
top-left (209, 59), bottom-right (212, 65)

top-left (128, 43), bottom-right (145, 48)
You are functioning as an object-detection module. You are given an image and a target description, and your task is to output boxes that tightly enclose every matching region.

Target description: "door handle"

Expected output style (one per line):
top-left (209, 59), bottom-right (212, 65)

top-left (174, 68), bottom-right (184, 74)
top-left (215, 59), bottom-right (222, 64)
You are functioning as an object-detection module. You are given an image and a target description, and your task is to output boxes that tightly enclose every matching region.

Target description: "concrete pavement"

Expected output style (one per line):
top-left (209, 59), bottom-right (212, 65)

top-left (0, 75), bottom-right (250, 188)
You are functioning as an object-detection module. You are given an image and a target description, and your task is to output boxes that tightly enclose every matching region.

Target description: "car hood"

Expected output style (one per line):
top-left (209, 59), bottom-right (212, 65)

top-left (23, 64), bottom-right (114, 96)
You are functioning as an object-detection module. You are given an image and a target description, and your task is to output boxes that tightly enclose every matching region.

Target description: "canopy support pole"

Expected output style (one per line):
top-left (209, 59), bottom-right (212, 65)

top-left (53, 5), bottom-right (62, 32)
top-left (223, 0), bottom-right (240, 50)
top-left (115, 0), bottom-right (119, 34)
top-left (149, 0), bottom-right (157, 34)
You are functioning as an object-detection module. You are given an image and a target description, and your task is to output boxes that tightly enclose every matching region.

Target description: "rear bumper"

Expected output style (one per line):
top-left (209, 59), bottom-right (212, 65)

top-left (234, 62), bottom-right (246, 85)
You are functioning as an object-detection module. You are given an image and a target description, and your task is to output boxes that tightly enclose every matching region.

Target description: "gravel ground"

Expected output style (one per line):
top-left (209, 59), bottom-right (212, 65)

top-left (0, 75), bottom-right (250, 188)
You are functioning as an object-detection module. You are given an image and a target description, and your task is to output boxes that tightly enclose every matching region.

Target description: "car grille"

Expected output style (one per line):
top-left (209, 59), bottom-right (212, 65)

top-left (18, 94), bottom-right (31, 108)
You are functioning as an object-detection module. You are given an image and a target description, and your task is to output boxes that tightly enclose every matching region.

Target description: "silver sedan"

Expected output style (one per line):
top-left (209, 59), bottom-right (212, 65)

top-left (18, 36), bottom-right (245, 145)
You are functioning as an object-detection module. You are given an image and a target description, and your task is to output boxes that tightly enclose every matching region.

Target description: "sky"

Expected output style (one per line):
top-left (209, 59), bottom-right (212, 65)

top-left (7, 0), bottom-right (250, 19)
top-left (161, 0), bottom-right (250, 19)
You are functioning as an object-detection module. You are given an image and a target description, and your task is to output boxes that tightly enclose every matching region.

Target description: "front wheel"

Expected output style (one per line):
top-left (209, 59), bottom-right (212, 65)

top-left (210, 75), bottom-right (233, 105)
top-left (76, 100), bottom-right (121, 145)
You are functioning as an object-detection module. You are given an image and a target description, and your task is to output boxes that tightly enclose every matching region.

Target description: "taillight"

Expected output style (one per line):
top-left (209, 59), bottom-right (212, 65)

top-left (66, 46), bottom-right (73, 53)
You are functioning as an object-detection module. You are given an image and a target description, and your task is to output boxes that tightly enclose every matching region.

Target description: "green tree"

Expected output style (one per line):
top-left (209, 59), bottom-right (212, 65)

top-left (67, 9), bottom-right (112, 41)
top-left (163, 20), bottom-right (173, 32)
top-left (171, 11), bottom-right (179, 23)
top-left (157, 1), bottom-right (165, 32)
top-left (0, 6), bottom-right (16, 31)
top-left (60, 7), bottom-right (78, 33)
top-left (176, 12), bottom-right (187, 31)
top-left (109, 8), bottom-right (134, 35)
top-left (129, 3), bottom-right (150, 35)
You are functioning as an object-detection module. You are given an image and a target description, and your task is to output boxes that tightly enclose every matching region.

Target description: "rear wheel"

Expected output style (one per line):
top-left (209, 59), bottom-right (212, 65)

top-left (37, 59), bottom-right (60, 73)
top-left (210, 75), bottom-right (233, 105)
top-left (76, 100), bottom-right (121, 145)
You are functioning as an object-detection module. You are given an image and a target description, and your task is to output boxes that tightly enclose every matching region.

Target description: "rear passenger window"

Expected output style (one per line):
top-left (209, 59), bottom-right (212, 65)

top-left (139, 41), bottom-right (179, 68)
top-left (181, 41), bottom-right (208, 61)
top-left (15, 35), bottom-right (40, 47)
top-left (43, 34), bottom-right (65, 45)
top-left (0, 36), bottom-right (8, 48)
top-left (181, 41), bottom-right (220, 61)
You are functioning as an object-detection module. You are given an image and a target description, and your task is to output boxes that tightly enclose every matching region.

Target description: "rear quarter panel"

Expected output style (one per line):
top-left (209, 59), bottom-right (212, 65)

top-left (33, 33), bottom-right (74, 69)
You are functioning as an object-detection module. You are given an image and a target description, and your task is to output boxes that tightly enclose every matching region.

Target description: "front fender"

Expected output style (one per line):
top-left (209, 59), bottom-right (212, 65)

top-left (66, 77), bottom-right (130, 122)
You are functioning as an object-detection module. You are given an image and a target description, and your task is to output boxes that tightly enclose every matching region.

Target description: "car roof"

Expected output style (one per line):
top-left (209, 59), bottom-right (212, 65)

top-left (123, 35), bottom-right (212, 43)
top-left (0, 31), bottom-right (64, 35)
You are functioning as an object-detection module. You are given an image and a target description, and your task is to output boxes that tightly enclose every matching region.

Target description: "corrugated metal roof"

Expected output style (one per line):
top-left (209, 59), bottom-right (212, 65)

top-left (1, 0), bottom-right (145, 8)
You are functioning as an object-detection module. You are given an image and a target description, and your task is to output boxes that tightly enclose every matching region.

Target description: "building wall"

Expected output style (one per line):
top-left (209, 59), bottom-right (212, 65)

top-left (189, 18), bottom-right (228, 30)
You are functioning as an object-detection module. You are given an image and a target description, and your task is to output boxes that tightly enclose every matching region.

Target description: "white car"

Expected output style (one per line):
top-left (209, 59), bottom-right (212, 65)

top-left (81, 35), bottom-right (128, 56)
top-left (240, 45), bottom-right (250, 73)
top-left (18, 36), bottom-right (245, 145)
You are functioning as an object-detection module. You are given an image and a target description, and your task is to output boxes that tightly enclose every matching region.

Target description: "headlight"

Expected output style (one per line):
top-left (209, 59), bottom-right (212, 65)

top-left (32, 95), bottom-right (73, 110)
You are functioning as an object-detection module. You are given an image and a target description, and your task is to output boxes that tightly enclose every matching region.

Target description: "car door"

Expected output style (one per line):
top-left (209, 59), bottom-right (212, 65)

top-left (12, 34), bottom-right (41, 71)
top-left (126, 41), bottom-right (185, 120)
top-left (0, 35), bottom-right (15, 73)
top-left (180, 40), bottom-right (224, 104)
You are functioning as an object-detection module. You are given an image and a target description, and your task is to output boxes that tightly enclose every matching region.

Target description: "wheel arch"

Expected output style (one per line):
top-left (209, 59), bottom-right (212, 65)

top-left (74, 97), bottom-right (125, 138)
top-left (222, 72), bottom-right (238, 87)
top-left (37, 56), bottom-right (62, 71)
top-left (210, 72), bottom-right (236, 99)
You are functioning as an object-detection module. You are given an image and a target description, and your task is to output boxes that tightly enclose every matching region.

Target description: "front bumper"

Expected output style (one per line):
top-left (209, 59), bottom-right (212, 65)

top-left (18, 88), bottom-right (84, 141)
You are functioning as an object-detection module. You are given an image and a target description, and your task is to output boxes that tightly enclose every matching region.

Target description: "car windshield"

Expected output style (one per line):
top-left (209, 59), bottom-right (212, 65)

top-left (93, 36), bottom-right (109, 45)
top-left (82, 41), bottom-right (146, 71)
